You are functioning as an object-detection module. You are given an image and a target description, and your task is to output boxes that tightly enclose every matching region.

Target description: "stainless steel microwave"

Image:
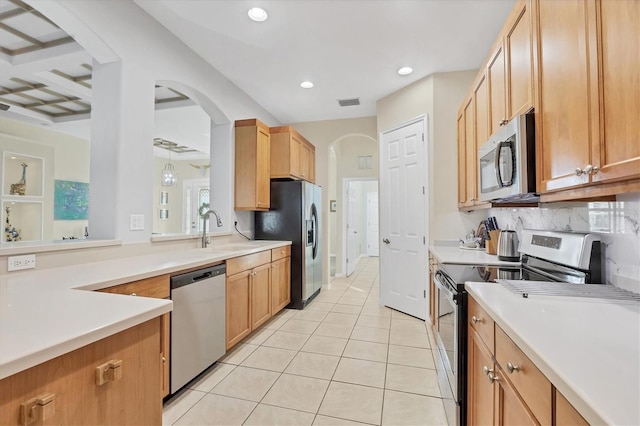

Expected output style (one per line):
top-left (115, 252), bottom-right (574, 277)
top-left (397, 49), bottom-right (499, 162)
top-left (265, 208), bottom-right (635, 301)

top-left (478, 113), bottom-right (536, 202)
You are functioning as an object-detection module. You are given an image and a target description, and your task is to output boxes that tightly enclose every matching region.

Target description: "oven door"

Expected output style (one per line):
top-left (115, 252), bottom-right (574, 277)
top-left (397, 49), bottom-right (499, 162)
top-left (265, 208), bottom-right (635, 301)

top-left (434, 270), bottom-right (461, 398)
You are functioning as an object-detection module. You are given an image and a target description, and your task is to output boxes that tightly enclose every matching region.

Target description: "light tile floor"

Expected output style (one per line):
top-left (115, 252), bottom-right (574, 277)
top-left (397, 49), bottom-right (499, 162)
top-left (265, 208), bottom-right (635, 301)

top-left (163, 257), bottom-right (448, 426)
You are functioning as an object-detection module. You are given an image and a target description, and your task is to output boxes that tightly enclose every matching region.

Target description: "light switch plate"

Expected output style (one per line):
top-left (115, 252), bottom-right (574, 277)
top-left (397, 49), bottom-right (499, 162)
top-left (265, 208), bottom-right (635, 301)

top-left (8, 254), bottom-right (36, 271)
top-left (129, 214), bottom-right (144, 231)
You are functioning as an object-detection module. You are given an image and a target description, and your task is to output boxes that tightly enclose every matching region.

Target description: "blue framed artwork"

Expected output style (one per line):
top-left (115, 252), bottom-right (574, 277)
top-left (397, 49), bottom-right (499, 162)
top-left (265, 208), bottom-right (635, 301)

top-left (54, 180), bottom-right (89, 220)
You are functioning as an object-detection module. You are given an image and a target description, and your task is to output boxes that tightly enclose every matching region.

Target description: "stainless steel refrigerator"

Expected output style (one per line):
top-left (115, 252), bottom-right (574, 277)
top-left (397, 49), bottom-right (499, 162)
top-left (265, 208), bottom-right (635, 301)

top-left (255, 181), bottom-right (322, 309)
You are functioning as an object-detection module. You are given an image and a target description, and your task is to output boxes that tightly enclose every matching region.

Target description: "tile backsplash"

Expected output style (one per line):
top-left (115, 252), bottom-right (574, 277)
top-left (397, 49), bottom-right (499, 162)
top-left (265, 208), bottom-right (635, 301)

top-left (489, 192), bottom-right (640, 293)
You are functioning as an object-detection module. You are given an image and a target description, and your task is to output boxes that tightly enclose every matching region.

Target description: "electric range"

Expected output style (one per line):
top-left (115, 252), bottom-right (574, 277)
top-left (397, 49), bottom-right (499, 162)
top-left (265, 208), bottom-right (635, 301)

top-left (433, 229), bottom-right (603, 426)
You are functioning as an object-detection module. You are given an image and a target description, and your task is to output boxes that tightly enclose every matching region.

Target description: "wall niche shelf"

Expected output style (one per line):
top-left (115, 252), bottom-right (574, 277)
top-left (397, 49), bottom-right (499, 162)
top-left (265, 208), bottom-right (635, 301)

top-left (2, 152), bottom-right (45, 199)
top-left (1, 152), bottom-right (46, 242)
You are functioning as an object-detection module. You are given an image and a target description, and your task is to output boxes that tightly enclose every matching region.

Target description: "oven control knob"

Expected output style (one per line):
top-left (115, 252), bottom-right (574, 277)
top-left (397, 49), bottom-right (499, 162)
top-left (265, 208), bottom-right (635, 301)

top-left (471, 316), bottom-right (482, 324)
top-left (506, 362), bottom-right (520, 374)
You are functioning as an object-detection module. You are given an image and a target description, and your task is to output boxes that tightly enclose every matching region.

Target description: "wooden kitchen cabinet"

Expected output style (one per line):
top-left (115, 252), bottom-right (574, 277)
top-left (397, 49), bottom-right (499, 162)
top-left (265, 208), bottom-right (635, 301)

top-left (428, 254), bottom-right (438, 326)
top-left (536, 0), bottom-right (640, 199)
top-left (487, 0), bottom-right (534, 136)
top-left (467, 294), bottom-right (586, 425)
top-left (467, 328), bottom-right (495, 425)
top-left (0, 319), bottom-right (161, 425)
top-left (494, 362), bottom-right (539, 426)
top-left (97, 274), bottom-right (170, 398)
top-left (270, 126), bottom-right (316, 183)
top-left (555, 389), bottom-right (589, 426)
top-left (457, 112), bottom-right (467, 208)
top-left (234, 119), bottom-right (271, 211)
top-left (271, 256), bottom-right (291, 313)
top-left (250, 263), bottom-right (272, 330)
top-left (225, 249), bottom-right (284, 349)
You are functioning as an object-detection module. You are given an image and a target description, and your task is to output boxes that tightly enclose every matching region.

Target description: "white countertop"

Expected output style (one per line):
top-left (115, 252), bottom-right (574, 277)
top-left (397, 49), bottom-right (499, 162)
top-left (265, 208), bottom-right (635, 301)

top-left (0, 240), bottom-right (290, 380)
top-left (465, 282), bottom-right (640, 425)
top-left (429, 245), bottom-right (521, 266)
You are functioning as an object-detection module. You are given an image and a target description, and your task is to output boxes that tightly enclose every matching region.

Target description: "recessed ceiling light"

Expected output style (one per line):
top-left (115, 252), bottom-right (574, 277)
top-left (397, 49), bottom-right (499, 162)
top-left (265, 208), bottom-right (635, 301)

top-left (10, 156), bottom-right (16, 160)
top-left (397, 66), bottom-right (413, 76)
top-left (248, 7), bottom-right (268, 22)
top-left (300, 81), bottom-right (314, 89)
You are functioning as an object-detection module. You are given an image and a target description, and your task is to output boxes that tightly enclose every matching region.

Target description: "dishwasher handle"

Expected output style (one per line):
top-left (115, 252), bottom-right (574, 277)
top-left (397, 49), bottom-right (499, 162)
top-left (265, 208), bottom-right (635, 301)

top-left (171, 263), bottom-right (226, 290)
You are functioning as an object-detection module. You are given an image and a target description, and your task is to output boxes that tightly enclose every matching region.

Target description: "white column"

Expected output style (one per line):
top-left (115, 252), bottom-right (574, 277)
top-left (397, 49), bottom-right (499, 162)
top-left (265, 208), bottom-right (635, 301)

top-left (89, 60), bottom-right (155, 242)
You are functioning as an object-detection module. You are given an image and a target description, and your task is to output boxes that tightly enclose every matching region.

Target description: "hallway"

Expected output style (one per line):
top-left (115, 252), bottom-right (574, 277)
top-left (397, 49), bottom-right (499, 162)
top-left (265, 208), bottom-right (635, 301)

top-left (163, 257), bottom-right (447, 425)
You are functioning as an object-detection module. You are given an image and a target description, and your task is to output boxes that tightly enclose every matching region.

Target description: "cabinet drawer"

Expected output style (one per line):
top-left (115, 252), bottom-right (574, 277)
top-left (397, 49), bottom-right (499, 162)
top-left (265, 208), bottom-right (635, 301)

top-left (271, 245), bottom-right (291, 261)
top-left (98, 275), bottom-right (170, 299)
top-left (468, 296), bottom-right (495, 351)
top-left (227, 250), bottom-right (271, 276)
top-left (496, 325), bottom-right (552, 425)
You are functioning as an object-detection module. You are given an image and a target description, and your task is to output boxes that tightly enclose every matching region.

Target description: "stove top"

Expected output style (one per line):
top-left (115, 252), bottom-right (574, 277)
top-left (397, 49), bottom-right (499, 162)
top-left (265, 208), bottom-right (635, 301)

top-left (438, 263), bottom-right (554, 287)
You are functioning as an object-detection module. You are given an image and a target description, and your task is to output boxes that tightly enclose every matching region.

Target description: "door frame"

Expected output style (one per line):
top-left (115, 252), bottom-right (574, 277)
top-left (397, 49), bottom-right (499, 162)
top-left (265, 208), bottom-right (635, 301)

top-left (379, 114), bottom-right (429, 319)
top-left (341, 177), bottom-right (378, 277)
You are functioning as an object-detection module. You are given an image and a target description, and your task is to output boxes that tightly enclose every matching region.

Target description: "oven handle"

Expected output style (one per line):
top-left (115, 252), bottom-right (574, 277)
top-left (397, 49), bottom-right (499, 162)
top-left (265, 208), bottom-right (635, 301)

top-left (434, 270), bottom-right (458, 304)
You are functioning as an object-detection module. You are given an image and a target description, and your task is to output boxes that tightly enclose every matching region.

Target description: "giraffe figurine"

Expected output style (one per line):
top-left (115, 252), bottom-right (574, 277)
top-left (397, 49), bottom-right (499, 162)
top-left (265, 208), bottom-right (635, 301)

top-left (10, 162), bottom-right (27, 196)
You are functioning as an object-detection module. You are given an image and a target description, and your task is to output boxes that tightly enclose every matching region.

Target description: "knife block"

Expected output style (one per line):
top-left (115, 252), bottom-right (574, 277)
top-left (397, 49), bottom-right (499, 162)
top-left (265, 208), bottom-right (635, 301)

top-left (485, 230), bottom-right (501, 255)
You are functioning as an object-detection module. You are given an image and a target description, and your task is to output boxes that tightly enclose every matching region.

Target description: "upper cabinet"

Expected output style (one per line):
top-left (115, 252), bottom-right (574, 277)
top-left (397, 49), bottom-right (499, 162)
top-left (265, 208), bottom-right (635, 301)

top-left (457, 0), bottom-right (639, 207)
top-left (535, 0), bottom-right (640, 199)
top-left (270, 126), bottom-right (316, 184)
top-left (234, 119), bottom-right (271, 211)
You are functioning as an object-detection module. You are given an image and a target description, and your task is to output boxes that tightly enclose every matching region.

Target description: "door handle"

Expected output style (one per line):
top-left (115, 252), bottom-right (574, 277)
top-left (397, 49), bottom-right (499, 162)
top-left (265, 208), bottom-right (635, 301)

top-left (383, 238), bottom-right (390, 244)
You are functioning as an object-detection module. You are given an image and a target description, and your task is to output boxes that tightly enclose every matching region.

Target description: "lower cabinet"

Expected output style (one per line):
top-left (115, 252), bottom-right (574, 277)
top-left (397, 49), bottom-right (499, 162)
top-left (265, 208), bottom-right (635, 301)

top-left (250, 263), bottom-right (272, 330)
top-left (97, 274), bottom-right (170, 398)
top-left (271, 256), bottom-right (291, 313)
top-left (0, 319), bottom-right (162, 425)
top-left (226, 247), bottom-right (291, 350)
top-left (467, 294), bottom-right (587, 425)
top-left (467, 328), bottom-right (496, 425)
top-left (226, 270), bottom-right (252, 349)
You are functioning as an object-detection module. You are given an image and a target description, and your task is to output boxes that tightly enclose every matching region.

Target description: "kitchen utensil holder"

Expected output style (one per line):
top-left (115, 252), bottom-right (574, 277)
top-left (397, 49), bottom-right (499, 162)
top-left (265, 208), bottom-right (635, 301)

top-left (486, 230), bottom-right (501, 255)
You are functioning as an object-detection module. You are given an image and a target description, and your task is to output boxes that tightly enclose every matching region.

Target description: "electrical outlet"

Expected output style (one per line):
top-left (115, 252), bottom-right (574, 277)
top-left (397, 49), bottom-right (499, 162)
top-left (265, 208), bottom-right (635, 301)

top-left (129, 214), bottom-right (144, 231)
top-left (8, 254), bottom-right (36, 271)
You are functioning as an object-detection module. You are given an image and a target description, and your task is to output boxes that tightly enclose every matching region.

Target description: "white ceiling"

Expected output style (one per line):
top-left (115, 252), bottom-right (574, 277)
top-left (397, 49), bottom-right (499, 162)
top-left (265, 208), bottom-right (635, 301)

top-left (1, 0), bottom-right (515, 157)
top-left (136, 0), bottom-right (516, 123)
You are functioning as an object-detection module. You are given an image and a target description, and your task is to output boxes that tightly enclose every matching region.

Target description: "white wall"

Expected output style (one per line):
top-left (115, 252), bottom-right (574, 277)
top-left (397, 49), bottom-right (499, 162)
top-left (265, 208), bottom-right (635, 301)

top-left (0, 117), bottom-right (89, 240)
top-left (288, 117), bottom-right (378, 284)
top-left (377, 70), bottom-right (484, 244)
top-left (30, 0), bottom-right (280, 243)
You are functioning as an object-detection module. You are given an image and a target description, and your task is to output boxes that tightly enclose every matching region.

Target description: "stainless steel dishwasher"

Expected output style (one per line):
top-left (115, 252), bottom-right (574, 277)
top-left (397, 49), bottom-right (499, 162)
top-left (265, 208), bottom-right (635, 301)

top-left (170, 263), bottom-right (226, 394)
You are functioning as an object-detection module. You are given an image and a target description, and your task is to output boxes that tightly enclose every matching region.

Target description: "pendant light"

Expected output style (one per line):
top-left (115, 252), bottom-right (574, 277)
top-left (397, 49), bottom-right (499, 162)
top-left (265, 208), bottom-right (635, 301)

top-left (161, 147), bottom-right (177, 186)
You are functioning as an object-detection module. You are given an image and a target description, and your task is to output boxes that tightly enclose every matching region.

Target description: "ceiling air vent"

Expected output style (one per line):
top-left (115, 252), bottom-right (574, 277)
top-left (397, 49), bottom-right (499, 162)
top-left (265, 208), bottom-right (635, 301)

top-left (0, 103), bottom-right (9, 111)
top-left (338, 98), bottom-right (360, 107)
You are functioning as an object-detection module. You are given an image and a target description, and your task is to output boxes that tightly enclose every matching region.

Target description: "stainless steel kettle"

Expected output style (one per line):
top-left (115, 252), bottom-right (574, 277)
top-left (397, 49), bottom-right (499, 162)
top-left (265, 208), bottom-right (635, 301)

top-left (497, 230), bottom-right (520, 261)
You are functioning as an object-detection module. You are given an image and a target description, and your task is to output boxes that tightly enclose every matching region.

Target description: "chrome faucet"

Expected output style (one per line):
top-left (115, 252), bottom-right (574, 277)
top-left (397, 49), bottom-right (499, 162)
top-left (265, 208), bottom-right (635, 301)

top-left (201, 209), bottom-right (223, 248)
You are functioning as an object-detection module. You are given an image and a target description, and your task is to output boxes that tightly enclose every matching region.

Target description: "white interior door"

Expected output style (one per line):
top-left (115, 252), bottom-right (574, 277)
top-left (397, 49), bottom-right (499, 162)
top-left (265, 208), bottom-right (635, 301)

top-left (366, 192), bottom-right (379, 256)
top-left (380, 117), bottom-right (427, 320)
top-left (346, 181), bottom-right (358, 276)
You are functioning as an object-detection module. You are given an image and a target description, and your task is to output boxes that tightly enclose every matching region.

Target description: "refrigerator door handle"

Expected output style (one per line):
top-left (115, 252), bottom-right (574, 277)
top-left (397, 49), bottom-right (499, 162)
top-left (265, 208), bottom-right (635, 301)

top-left (311, 203), bottom-right (319, 259)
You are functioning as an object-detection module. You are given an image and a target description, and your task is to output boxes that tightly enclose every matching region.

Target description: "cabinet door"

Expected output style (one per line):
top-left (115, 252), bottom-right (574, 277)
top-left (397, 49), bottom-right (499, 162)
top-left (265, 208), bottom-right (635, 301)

top-left (290, 136), bottom-right (302, 178)
top-left (226, 271), bottom-right (252, 350)
top-left (506, 0), bottom-right (533, 118)
top-left (463, 97), bottom-right (478, 205)
top-left (271, 257), bottom-right (291, 314)
top-left (0, 319), bottom-right (161, 426)
top-left (467, 329), bottom-right (495, 425)
top-left (250, 263), bottom-right (272, 330)
top-left (457, 111), bottom-right (467, 208)
top-left (536, 0), bottom-right (598, 192)
top-left (555, 389), bottom-right (588, 426)
top-left (474, 74), bottom-right (490, 158)
top-left (591, 0), bottom-right (640, 184)
top-left (308, 147), bottom-right (316, 183)
top-left (160, 311), bottom-right (170, 398)
top-left (300, 143), bottom-right (312, 181)
top-left (256, 126), bottom-right (271, 209)
top-left (495, 365), bottom-right (538, 426)
top-left (488, 43), bottom-right (507, 136)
